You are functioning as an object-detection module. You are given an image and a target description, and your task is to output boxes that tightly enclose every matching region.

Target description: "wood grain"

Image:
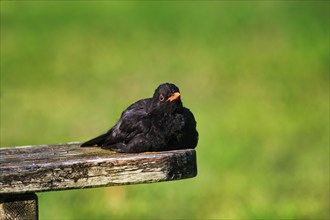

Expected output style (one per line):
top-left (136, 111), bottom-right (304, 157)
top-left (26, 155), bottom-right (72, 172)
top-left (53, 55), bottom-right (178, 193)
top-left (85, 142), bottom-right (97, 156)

top-left (0, 143), bottom-right (197, 194)
top-left (0, 193), bottom-right (38, 220)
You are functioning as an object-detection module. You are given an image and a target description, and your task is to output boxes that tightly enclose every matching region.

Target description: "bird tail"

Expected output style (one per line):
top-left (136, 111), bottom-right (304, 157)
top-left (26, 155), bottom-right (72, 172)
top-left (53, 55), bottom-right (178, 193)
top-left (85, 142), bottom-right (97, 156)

top-left (81, 133), bottom-right (108, 147)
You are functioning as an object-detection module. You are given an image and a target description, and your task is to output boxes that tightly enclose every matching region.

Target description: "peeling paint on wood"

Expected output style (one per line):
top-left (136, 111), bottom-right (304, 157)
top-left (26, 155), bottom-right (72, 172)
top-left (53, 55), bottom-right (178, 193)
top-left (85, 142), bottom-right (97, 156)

top-left (0, 143), bottom-right (197, 194)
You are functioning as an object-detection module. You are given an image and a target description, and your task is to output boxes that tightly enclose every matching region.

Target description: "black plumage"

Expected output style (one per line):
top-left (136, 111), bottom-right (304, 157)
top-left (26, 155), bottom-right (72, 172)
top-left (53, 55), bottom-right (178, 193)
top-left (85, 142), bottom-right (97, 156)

top-left (81, 83), bottom-right (198, 153)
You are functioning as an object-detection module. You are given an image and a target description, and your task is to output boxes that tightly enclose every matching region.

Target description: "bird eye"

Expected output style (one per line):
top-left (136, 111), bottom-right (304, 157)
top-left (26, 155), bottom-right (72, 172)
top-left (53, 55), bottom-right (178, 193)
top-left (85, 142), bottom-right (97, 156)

top-left (159, 94), bottom-right (165, 102)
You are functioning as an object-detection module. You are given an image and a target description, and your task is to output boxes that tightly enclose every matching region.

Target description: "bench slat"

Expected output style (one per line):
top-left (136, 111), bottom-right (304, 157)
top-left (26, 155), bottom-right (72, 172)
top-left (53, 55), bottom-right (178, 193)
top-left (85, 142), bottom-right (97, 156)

top-left (0, 143), bottom-right (197, 194)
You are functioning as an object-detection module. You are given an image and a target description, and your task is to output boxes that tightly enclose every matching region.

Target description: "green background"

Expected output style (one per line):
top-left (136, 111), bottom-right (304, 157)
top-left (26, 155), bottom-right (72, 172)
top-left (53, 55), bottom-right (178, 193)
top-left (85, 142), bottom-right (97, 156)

top-left (1, 1), bottom-right (329, 219)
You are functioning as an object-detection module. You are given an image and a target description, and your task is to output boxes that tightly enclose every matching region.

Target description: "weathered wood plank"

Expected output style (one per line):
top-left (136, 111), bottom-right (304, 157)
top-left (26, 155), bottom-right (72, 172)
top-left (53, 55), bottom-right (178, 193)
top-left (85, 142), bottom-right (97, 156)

top-left (0, 143), bottom-right (197, 194)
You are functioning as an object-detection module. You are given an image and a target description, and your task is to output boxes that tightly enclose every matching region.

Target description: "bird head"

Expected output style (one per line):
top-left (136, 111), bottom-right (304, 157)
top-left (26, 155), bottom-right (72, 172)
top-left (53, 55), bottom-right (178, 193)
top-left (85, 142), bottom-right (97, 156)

top-left (150, 83), bottom-right (183, 114)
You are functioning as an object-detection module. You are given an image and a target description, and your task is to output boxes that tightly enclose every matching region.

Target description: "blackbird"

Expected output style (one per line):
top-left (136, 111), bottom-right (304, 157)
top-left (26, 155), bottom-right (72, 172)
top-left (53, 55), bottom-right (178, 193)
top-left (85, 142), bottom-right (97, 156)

top-left (81, 83), bottom-right (198, 153)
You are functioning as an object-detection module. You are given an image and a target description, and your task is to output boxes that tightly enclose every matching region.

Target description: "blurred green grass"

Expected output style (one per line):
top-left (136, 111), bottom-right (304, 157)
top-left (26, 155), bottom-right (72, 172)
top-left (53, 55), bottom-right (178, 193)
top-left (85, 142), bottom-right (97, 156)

top-left (1, 1), bottom-right (329, 219)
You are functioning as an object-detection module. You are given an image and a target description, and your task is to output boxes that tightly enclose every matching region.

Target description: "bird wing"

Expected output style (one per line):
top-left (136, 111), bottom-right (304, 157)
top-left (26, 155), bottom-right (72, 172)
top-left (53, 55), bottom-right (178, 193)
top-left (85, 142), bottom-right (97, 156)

top-left (181, 107), bottom-right (198, 148)
top-left (102, 98), bottom-right (151, 146)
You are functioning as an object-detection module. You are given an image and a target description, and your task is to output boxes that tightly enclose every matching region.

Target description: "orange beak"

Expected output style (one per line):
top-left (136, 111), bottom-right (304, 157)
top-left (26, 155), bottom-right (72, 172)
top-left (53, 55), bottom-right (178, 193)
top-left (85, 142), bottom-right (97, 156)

top-left (167, 92), bottom-right (180, 102)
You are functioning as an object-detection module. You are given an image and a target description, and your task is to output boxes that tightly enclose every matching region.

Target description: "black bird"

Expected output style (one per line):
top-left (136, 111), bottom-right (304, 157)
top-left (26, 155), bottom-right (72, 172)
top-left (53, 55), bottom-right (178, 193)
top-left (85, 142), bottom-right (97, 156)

top-left (81, 83), bottom-right (198, 153)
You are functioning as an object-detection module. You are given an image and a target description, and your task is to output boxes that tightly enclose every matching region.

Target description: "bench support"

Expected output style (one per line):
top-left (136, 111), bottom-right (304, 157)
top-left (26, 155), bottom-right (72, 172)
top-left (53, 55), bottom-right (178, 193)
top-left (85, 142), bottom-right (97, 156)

top-left (0, 193), bottom-right (38, 220)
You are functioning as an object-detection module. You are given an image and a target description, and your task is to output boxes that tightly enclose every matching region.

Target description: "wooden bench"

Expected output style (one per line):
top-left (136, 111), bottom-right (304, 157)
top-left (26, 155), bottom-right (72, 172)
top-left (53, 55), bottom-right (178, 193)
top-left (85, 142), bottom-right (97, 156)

top-left (0, 142), bottom-right (197, 219)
